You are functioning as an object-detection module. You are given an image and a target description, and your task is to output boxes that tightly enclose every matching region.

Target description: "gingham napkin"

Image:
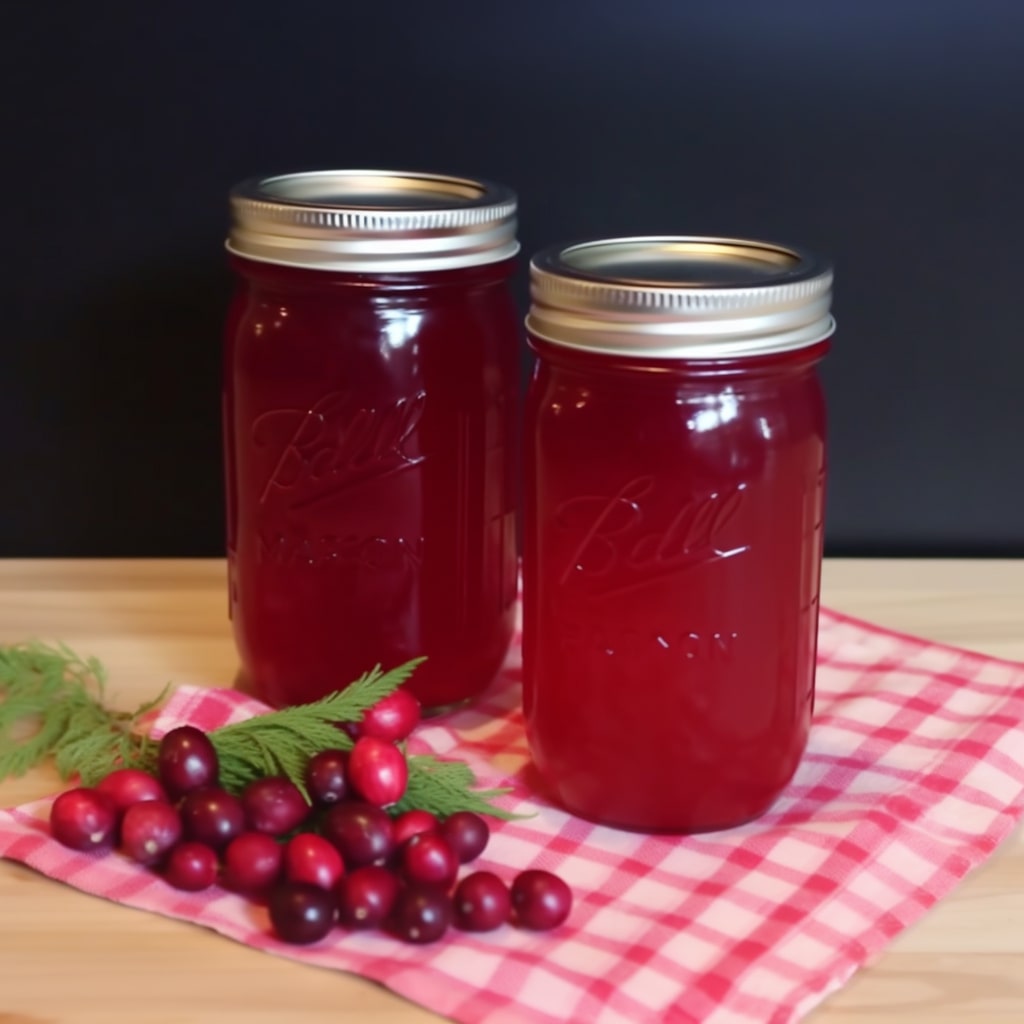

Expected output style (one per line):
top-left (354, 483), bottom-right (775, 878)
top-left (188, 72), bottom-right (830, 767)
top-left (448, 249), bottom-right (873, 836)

top-left (4, 606), bottom-right (1024, 1024)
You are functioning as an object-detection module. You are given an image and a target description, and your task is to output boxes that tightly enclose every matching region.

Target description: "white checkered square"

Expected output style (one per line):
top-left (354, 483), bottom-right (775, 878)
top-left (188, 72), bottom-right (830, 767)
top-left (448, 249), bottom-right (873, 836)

top-left (585, 904), bottom-right (653, 944)
top-left (515, 964), bottom-right (589, 1017)
top-left (619, 963), bottom-right (689, 1011)
top-left (691, 896), bottom-right (766, 941)
top-left (544, 936), bottom-right (621, 976)
top-left (659, 928), bottom-right (735, 974)
top-left (774, 928), bottom-right (844, 969)
top-left (960, 757), bottom-right (1022, 805)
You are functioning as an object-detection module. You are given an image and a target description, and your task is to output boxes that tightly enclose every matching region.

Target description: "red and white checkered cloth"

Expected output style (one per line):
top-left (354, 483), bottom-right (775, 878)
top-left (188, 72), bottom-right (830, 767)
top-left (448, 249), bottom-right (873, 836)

top-left (4, 606), bottom-right (1024, 1023)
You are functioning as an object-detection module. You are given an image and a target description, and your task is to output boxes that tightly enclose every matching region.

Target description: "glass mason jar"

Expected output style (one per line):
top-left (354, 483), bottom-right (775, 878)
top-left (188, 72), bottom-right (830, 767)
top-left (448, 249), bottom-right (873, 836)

top-left (522, 237), bottom-right (834, 832)
top-left (223, 171), bottom-right (520, 711)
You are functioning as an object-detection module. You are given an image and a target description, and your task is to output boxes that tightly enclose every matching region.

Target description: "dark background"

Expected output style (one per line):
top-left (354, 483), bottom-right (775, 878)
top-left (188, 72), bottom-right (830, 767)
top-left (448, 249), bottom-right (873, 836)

top-left (3, 1), bottom-right (1022, 557)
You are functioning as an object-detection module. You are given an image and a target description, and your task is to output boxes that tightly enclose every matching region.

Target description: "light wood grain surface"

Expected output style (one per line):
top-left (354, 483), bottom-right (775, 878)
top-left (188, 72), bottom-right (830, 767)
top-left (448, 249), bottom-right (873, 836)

top-left (1, 559), bottom-right (1022, 1023)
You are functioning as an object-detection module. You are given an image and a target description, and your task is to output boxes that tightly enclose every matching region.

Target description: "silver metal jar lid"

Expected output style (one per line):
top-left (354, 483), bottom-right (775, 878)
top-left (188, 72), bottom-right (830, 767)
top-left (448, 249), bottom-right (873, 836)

top-left (527, 236), bottom-right (834, 358)
top-left (227, 170), bottom-right (519, 273)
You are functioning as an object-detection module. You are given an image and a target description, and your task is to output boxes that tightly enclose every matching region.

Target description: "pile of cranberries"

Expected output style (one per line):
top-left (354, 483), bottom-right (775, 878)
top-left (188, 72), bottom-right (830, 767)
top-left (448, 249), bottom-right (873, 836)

top-left (47, 688), bottom-right (572, 945)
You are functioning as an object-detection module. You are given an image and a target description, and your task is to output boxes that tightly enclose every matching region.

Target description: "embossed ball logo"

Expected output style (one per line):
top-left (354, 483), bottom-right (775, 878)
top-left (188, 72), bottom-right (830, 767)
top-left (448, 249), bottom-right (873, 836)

top-left (555, 477), bottom-right (749, 596)
top-left (252, 390), bottom-right (428, 507)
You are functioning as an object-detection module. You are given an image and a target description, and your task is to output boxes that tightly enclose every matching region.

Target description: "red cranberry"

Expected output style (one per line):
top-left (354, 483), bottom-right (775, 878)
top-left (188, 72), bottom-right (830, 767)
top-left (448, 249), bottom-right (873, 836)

top-left (305, 749), bottom-right (349, 807)
top-left (49, 788), bottom-right (117, 852)
top-left (320, 801), bottom-right (395, 869)
top-left (283, 833), bottom-right (344, 891)
top-left (179, 787), bottom-right (245, 850)
top-left (157, 726), bottom-right (219, 798)
top-left (347, 737), bottom-right (408, 807)
top-left (453, 871), bottom-right (511, 932)
top-left (336, 866), bottom-right (400, 929)
top-left (510, 870), bottom-right (573, 930)
top-left (360, 688), bottom-right (421, 742)
top-left (392, 808), bottom-right (438, 846)
top-left (388, 882), bottom-right (452, 944)
top-left (120, 800), bottom-right (182, 866)
top-left (223, 832), bottom-right (283, 893)
top-left (241, 776), bottom-right (309, 836)
top-left (439, 811), bottom-right (489, 864)
top-left (95, 768), bottom-right (168, 815)
top-left (164, 841), bottom-right (219, 891)
top-left (398, 832), bottom-right (458, 890)
top-left (268, 882), bottom-right (337, 944)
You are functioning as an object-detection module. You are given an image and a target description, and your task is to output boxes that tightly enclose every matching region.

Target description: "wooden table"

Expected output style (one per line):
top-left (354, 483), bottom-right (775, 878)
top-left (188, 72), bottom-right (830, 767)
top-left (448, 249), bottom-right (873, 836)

top-left (1, 559), bottom-right (1022, 1023)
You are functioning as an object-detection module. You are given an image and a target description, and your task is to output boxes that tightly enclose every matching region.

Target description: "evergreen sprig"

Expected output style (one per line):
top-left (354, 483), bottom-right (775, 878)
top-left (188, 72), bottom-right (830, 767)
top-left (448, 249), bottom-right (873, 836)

top-left (393, 753), bottom-right (518, 819)
top-left (0, 641), bottom-right (164, 785)
top-left (208, 659), bottom-right (424, 796)
top-left (0, 642), bottom-right (519, 820)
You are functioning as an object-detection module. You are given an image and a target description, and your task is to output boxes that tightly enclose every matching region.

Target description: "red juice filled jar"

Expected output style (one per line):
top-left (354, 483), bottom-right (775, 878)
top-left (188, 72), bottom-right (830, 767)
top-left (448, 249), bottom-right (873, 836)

top-left (223, 171), bottom-right (520, 710)
top-left (522, 236), bottom-right (834, 832)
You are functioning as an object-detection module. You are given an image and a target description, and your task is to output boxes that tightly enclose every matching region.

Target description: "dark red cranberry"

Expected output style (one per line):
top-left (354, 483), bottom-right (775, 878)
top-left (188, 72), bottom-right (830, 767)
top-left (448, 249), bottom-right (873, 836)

top-left (120, 800), bottom-right (182, 866)
top-left (241, 776), bottom-right (309, 836)
top-left (95, 768), bottom-right (168, 815)
top-left (319, 801), bottom-right (395, 869)
top-left (179, 787), bottom-right (245, 850)
top-left (283, 833), bottom-right (344, 891)
top-left (164, 841), bottom-right (219, 891)
top-left (439, 810), bottom-right (489, 864)
top-left (157, 726), bottom-right (219, 798)
top-left (222, 832), bottom-right (283, 893)
top-left (453, 871), bottom-right (511, 932)
top-left (268, 882), bottom-right (337, 945)
top-left (304, 749), bottom-right (349, 807)
top-left (347, 737), bottom-right (408, 807)
top-left (510, 870), bottom-right (573, 930)
top-left (392, 808), bottom-right (438, 846)
top-left (337, 720), bottom-right (362, 742)
top-left (360, 688), bottom-right (421, 743)
top-left (49, 788), bottom-right (117, 852)
top-left (398, 832), bottom-right (458, 890)
top-left (336, 866), bottom-right (400, 929)
top-left (388, 882), bottom-right (451, 944)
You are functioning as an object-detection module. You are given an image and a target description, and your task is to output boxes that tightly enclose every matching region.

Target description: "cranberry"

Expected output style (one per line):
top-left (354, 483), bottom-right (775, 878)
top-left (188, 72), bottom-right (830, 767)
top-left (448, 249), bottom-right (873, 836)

top-left (49, 788), bottom-right (117, 852)
top-left (157, 726), bottom-right (219, 798)
top-left (510, 870), bottom-right (573, 930)
top-left (347, 737), bottom-right (408, 807)
top-left (95, 768), bottom-right (168, 815)
top-left (320, 801), bottom-right (395, 869)
top-left (398, 832), bottom-right (458, 890)
top-left (453, 871), bottom-right (511, 932)
top-left (164, 841), bottom-right (219, 891)
top-left (336, 866), bottom-right (400, 929)
top-left (223, 832), bottom-right (283, 893)
top-left (268, 882), bottom-right (337, 945)
top-left (392, 808), bottom-right (438, 846)
top-left (439, 811), bottom-right (489, 864)
top-left (179, 787), bottom-right (245, 850)
top-left (360, 688), bottom-right (421, 742)
top-left (283, 833), bottom-right (344, 891)
top-left (304, 749), bottom-right (349, 807)
top-left (388, 882), bottom-right (451, 944)
top-left (241, 776), bottom-right (309, 836)
top-left (120, 800), bottom-right (182, 866)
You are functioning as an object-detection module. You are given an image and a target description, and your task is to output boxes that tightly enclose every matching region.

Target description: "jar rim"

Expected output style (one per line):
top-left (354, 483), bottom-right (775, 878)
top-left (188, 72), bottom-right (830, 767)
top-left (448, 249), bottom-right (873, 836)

top-left (227, 170), bottom-right (519, 273)
top-left (527, 235), bottom-right (834, 359)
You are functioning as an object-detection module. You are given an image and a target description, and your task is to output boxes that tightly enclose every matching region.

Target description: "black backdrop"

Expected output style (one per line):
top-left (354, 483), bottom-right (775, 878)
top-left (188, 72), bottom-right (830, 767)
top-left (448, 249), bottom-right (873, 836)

top-left (3, 1), bottom-right (1022, 557)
